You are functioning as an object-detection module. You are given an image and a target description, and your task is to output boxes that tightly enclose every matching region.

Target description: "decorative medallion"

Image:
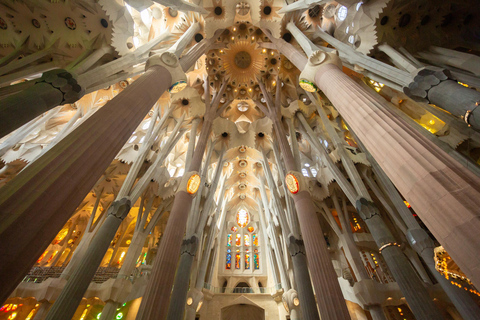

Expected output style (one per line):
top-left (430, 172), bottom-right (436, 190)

top-left (299, 79), bottom-right (318, 92)
top-left (238, 183), bottom-right (246, 190)
top-left (64, 17), bottom-right (77, 30)
top-left (119, 80), bottom-right (128, 89)
top-left (0, 17), bottom-right (7, 30)
top-left (239, 160), bottom-right (247, 167)
top-left (187, 174), bottom-right (201, 194)
top-left (32, 19), bottom-right (41, 28)
top-left (238, 146), bottom-right (246, 153)
top-left (169, 80), bottom-right (187, 93)
top-left (239, 172), bottom-right (247, 178)
top-left (285, 174), bottom-right (300, 194)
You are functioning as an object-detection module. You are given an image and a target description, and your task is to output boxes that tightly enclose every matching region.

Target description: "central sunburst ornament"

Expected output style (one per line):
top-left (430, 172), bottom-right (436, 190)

top-left (223, 40), bottom-right (264, 86)
top-left (285, 174), bottom-right (300, 194)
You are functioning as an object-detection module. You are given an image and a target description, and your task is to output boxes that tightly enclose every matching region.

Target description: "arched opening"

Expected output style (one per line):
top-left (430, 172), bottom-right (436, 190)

top-left (221, 303), bottom-right (265, 320)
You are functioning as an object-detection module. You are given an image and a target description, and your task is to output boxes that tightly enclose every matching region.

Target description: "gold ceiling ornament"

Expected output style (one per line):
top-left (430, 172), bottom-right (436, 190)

top-left (285, 173), bottom-right (300, 194)
top-left (187, 174), bottom-right (201, 194)
top-left (222, 40), bottom-right (264, 87)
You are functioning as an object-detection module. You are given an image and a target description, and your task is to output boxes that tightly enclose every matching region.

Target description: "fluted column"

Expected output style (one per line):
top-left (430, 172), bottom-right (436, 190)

top-left (0, 57), bottom-right (175, 304)
top-left (166, 236), bottom-right (197, 320)
top-left (356, 199), bottom-right (444, 319)
top-left (368, 305), bottom-right (387, 320)
top-left (301, 52), bottom-right (480, 289)
top-left (0, 69), bottom-right (84, 138)
top-left (45, 199), bottom-right (131, 320)
top-left (288, 236), bottom-right (320, 320)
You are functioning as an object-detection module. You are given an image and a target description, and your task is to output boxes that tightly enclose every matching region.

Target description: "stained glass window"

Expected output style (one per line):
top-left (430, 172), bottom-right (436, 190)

top-left (231, 226), bottom-right (237, 232)
top-left (247, 226), bottom-right (254, 233)
top-left (254, 249), bottom-right (259, 269)
top-left (235, 251), bottom-right (241, 269)
top-left (253, 234), bottom-right (258, 246)
top-left (226, 249), bottom-right (231, 269)
top-left (227, 234), bottom-right (232, 246)
top-left (244, 234), bottom-right (250, 246)
top-left (236, 209), bottom-right (249, 228)
top-left (236, 234), bottom-right (241, 246)
top-left (245, 250), bottom-right (250, 269)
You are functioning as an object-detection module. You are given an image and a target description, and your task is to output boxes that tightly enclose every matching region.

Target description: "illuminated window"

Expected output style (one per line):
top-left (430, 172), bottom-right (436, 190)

top-left (226, 249), bottom-right (231, 269)
top-left (254, 249), bottom-right (260, 269)
top-left (235, 251), bottom-right (241, 269)
top-left (253, 234), bottom-right (258, 246)
top-left (245, 250), bottom-right (250, 269)
top-left (236, 209), bottom-right (249, 227)
top-left (236, 234), bottom-right (241, 246)
top-left (302, 168), bottom-right (309, 177)
top-left (227, 234), bottom-right (232, 246)
top-left (337, 6), bottom-right (348, 21)
top-left (247, 226), bottom-right (254, 232)
top-left (244, 234), bottom-right (250, 246)
top-left (231, 226), bottom-right (238, 232)
top-left (311, 168), bottom-right (318, 177)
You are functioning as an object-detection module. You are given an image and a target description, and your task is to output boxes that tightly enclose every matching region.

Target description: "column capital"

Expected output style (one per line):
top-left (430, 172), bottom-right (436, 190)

top-left (146, 51), bottom-right (187, 93)
top-left (282, 288), bottom-right (300, 312)
top-left (180, 235), bottom-right (198, 256)
top-left (355, 197), bottom-right (380, 220)
top-left (36, 69), bottom-right (85, 104)
top-left (299, 51), bottom-right (342, 93)
top-left (287, 236), bottom-right (306, 256)
top-left (178, 171), bottom-right (201, 196)
top-left (406, 228), bottom-right (434, 255)
top-left (403, 67), bottom-right (452, 103)
top-left (107, 198), bottom-right (131, 220)
top-left (285, 171), bottom-right (310, 196)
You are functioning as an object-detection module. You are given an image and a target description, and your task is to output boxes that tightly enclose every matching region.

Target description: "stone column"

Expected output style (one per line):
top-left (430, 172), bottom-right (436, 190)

top-left (32, 301), bottom-right (51, 320)
top-left (45, 199), bottom-right (131, 320)
top-left (404, 67), bottom-right (480, 131)
top-left (368, 305), bottom-right (387, 320)
top-left (356, 199), bottom-right (444, 319)
top-left (288, 236), bottom-right (320, 320)
top-left (0, 51), bottom-right (179, 304)
top-left (0, 69), bottom-right (84, 138)
top-left (300, 51), bottom-right (480, 289)
top-left (166, 236), bottom-right (198, 320)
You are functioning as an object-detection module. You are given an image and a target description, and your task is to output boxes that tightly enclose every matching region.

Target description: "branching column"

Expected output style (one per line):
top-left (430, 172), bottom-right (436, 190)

top-left (256, 79), bottom-right (351, 319)
top-left (299, 51), bottom-right (480, 289)
top-left (0, 58), bottom-right (175, 304)
top-left (136, 80), bottom-right (228, 320)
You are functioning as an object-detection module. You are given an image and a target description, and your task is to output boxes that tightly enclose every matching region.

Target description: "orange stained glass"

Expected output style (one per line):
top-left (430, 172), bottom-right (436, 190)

top-left (236, 234), bottom-right (241, 246)
top-left (253, 234), bottom-right (258, 246)
top-left (236, 209), bottom-right (249, 228)
top-left (231, 226), bottom-right (238, 232)
top-left (244, 234), bottom-right (250, 246)
top-left (235, 252), bottom-right (241, 269)
top-left (245, 252), bottom-right (250, 269)
top-left (247, 226), bottom-right (254, 232)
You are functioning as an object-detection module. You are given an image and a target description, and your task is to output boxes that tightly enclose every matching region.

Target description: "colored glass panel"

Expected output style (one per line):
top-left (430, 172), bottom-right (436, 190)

top-left (227, 234), bottom-right (232, 246)
top-left (231, 226), bottom-right (238, 232)
top-left (226, 251), bottom-right (231, 269)
top-left (253, 234), bottom-right (258, 246)
top-left (254, 249), bottom-right (259, 269)
top-left (235, 252), bottom-right (241, 269)
top-left (244, 234), bottom-right (250, 246)
top-left (236, 209), bottom-right (249, 228)
top-left (245, 253), bottom-right (250, 269)
top-left (236, 234), bottom-right (241, 246)
top-left (247, 226), bottom-right (254, 232)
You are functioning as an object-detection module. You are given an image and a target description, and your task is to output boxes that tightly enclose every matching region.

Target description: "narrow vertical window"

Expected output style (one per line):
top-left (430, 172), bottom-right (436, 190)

top-left (236, 234), bottom-right (241, 246)
top-left (254, 249), bottom-right (260, 270)
top-left (253, 234), bottom-right (258, 246)
top-left (226, 249), bottom-right (231, 269)
top-left (235, 250), bottom-right (241, 269)
top-left (245, 250), bottom-right (250, 269)
top-left (227, 234), bottom-right (232, 246)
top-left (244, 234), bottom-right (250, 246)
